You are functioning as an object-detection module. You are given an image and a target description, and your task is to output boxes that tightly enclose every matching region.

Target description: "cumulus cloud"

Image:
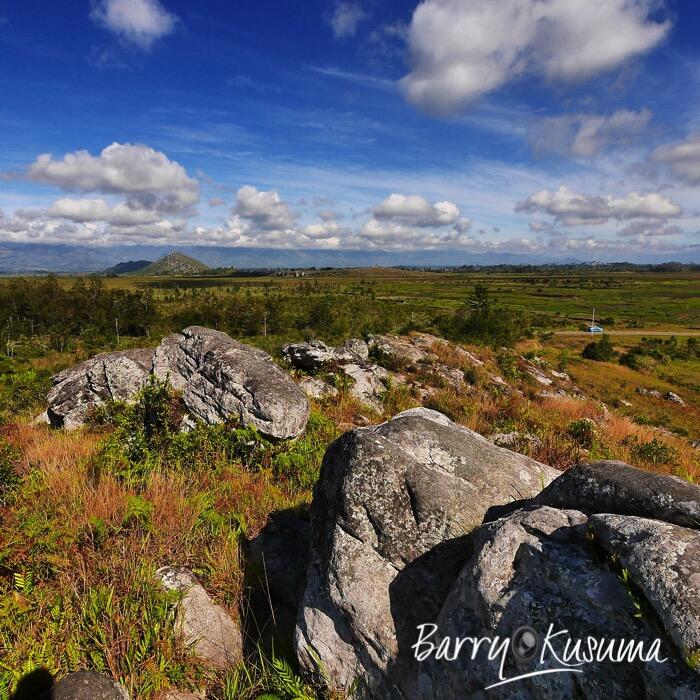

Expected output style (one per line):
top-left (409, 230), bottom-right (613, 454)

top-left (401, 0), bottom-right (670, 115)
top-left (616, 221), bottom-right (683, 238)
top-left (352, 217), bottom-right (477, 251)
top-left (47, 198), bottom-right (162, 226)
top-left (372, 193), bottom-right (460, 227)
top-left (516, 185), bottom-right (682, 226)
top-left (1, 142), bottom-right (203, 246)
top-left (231, 185), bottom-right (298, 232)
top-left (27, 143), bottom-right (199, 213)
top-left (653, 134), bottom-right (700, 185)
top-left (91, 0), bottom-right (177, 49)
top-left (532, 109), bottom-right (652, 157)
top-left (329, 2), bottom-right (367, 39)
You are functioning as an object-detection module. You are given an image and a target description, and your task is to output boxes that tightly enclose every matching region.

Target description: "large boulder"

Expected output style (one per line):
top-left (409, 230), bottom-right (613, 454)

top-left (590, 514), bottom-right (700, 658)
top-left (46, 349), bottom-right (153, 429)
top-left (157, 566), bottom-right (243, 668)
top-left (295, 408), bottom-right (558, 696)
top-left (282, 338), bottom-right (369, 371)
top-left (535, 460), bottom-right (700, 529)
top-left (281, 340), bottom-right (335, 371)
top-left (417, 506), bottom-right (700, 699)
top-left (333, 338), bottom-right (370, 363)
top-left (154, 327), bottom-right (309, 439)
top-left (39, 672), bottom-right (129, 700)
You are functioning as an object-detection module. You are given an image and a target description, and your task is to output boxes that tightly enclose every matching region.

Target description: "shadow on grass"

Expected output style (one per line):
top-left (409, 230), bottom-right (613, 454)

top-left (9, 667), bottom-right (53, 700)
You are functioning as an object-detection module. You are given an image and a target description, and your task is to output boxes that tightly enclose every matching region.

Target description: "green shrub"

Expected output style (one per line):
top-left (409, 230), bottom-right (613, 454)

top-left (568, 418), bottom-right (597, 449)
top-left (630, 438), bottom-right (679, 468)
top-left (582, 334), bottom-right (615, 361)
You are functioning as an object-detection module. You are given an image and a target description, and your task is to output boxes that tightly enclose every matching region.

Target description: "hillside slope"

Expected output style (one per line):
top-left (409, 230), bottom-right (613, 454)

top-left (139, 252), bottom-right (209, 276)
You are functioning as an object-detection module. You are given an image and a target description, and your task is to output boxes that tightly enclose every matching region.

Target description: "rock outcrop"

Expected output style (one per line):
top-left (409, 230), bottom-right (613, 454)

top-left (157, 566), bottom-right (243, 668)
top-left (417, 506), bottom-right (700, 699)
top-left (295, 412), bottom-right (700, 698)
top-left (39, 672), bottom-right (130, 700)
top-left (636, 387), bottom-right (686, 405)
top-left (44, 327), bottom-right (310, 439)
top-left (295, 408), bottom-right (558, 696)
top-left (46, 349), bottom-right (153, 429)
top-left (153, 327), bottom-right (309, 439)
top-left (282, 339), bottom-right (369, 371)
top-left (341, 363), bottom-right (389, 411)
top-left (368, 334), bottom-right (437, 368)
top-left (535, 460), bottom-right (700, 528)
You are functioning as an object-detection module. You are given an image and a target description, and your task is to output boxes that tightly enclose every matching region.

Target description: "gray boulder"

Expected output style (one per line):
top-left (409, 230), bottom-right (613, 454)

top-left (333, 338), bottom-right (369, 364)
top-left (154, 327), bottom-right (309, 439)
top-left (281, 340), bottom-right (335, 371)
top-left (665, 392), bottom-right (687, 406)
top-left (341, 363), bottom-right (389, 411)
top-left (536, 460), bottom-right (700, 529)
top-left (295, 408), bottom-right (557, 696)
top-left (411, 333), bottom-right (484, 367)
top-left (590, 514), bottom-right (700, 658)
top-left (282, 338), bottom-right (369, 371)
top-left (39, 672), bottom-right (129, 700)
top-left (417, 506), bottom-right (700, 699)
top-left (46, 349), bottom-right (153, 429)
top-left (157, 566), bottom-right (243, 668)
top-left (636, 387), bottom-right (663, 399)
top-left (523, 361), bottom-right (553, 386)
top-left (367, 334), bottom-right (436, 368)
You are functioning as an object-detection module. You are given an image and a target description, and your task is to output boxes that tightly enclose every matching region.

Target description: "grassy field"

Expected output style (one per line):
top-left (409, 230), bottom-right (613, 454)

top-left (133, 268), bottom-right (700, 327)
top-left (7, 267), bottom-right (698, 329)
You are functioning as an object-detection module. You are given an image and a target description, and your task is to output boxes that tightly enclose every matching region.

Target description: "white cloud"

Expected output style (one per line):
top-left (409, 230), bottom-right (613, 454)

top-left (27, 143), bottom-right (198, 213)
top-left (91, 0), bottom-right (177, 49)
top-left (532, 109), bottom-right (652, 157)
top-left (372, 193), bottom-right (460, 227)
top-left (516, 185), bottom-right (682, 226)
top-left (47, 197), bottom-right (162, 226)
top-left (231, 185), bottom-right (298, 231)
top-left (653, 134), bottom-right (700, 185)
top-left (616, 221), bottom-right (683, 238)
top-left (401, 0), bottom-right (670, 115)
top-left (453, 217), bottom-right (473, 234)
top-left (329, 2), bottom-right (366, 39)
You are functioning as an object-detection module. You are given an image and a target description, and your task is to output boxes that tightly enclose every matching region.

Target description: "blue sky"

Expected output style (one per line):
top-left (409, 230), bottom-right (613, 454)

top-left (1, 0), bottom-right (700, 263)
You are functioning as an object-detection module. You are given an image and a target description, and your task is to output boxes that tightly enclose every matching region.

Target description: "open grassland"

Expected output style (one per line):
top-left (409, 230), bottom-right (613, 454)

top-left (4, 267), bottom-right (699, 329)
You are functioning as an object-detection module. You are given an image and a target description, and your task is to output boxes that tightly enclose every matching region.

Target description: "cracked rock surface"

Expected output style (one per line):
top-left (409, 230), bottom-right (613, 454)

top-left (294, 408), bottom-right (557, 697)
top-left (45, 326), bottom-right (310, 439)
top-left (295, 409), bottom-right (700, 699)
top-left (154, 326), bottom-right (310, 439)
top-left (46, 349), bottom-right (153, 429)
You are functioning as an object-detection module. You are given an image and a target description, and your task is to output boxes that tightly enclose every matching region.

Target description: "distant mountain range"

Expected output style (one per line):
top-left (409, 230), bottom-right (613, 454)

top-left (0, 242), bottom-right (698, 274)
